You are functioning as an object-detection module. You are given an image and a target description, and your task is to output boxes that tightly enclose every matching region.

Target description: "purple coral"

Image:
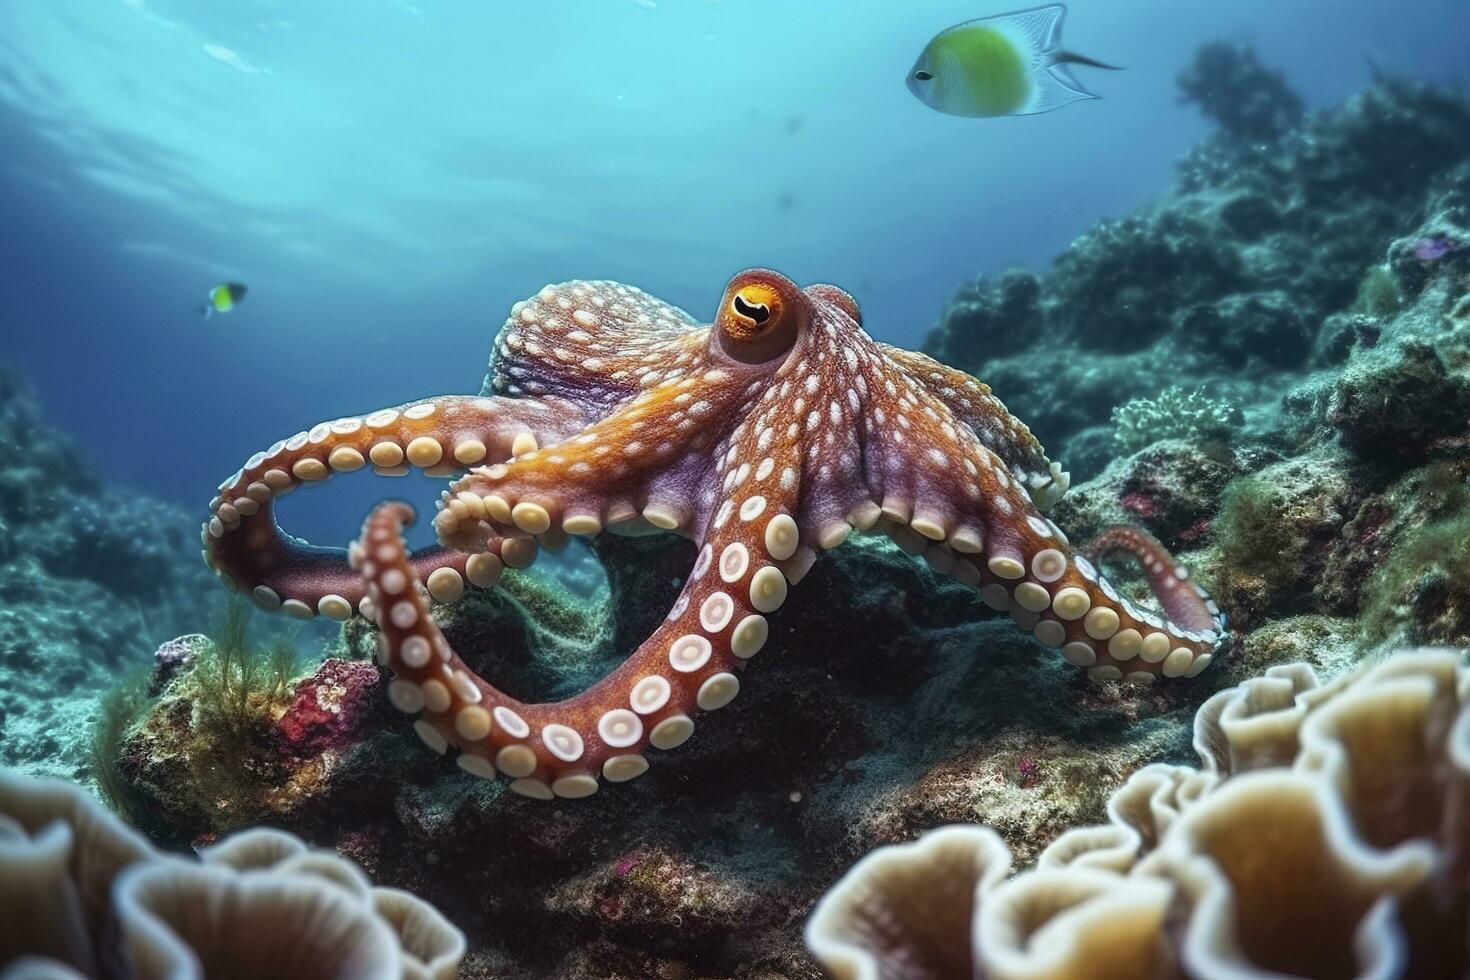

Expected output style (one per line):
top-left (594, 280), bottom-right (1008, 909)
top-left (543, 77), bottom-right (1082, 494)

top-left (1412, 235), bottom-right (1460, 262)
top-left (150, 634), bottom-right (207, 693)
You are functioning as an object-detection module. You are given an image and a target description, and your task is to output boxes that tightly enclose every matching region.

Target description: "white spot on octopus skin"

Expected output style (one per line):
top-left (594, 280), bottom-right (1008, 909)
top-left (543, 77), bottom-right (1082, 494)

top-left (692, 545), bottom-right (713, 580)
top-left (740, 496), bottom-right (767, 522)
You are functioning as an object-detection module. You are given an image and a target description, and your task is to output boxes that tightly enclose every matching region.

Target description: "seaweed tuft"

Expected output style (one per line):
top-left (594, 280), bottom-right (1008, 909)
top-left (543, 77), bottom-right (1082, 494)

top-left (193, 598), bottom-right (301, 739)
top-left (89, 669), bottom-right (152, 820)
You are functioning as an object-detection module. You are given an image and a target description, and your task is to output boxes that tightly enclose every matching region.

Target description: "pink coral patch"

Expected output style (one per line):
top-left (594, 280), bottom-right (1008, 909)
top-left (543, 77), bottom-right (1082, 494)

top-left (277, 659), bottom-right (384, 754)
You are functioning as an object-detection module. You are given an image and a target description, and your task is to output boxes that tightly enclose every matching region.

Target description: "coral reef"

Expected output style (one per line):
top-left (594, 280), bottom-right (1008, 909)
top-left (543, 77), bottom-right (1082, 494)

top-left (116, 528), bottom-right (1230, 976)
top-left (0, 768), bottom-right (464, 979)
top-left (71, 47), bottom-right (1470, 977)
top-left (922, 51), bottom-right (1470, 482)
top-left (807, 649), bottom-right (1470, 979)
top-left (1176, 42), bottom-right (1305, 144)
top-left (0, 369), bottom-right (217, 784)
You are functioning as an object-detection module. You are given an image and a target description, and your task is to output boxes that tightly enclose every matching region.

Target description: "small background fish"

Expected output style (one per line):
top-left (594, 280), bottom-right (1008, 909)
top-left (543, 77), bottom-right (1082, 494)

top-left (908, 4), bottom-right (1119, 117)
top-left (201, 282), bottom-right (248, 319)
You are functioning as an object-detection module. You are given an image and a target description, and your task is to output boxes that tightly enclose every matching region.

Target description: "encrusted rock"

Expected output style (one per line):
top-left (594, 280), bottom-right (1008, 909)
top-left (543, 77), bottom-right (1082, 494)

top-left (1327, 341), bottom-right (1470, 460)
top-left (1208, 450), bottom-right (1363, 624)
top-left (1176, 42), bottom-right (1305, 144)
top-left (277, 659), bottom-right (388, 756)
top-left (0, 370), bottom-right (216, 783)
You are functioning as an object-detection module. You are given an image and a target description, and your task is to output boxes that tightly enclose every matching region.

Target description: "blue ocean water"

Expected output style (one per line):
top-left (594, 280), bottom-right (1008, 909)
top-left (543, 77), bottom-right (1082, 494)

top-left (1, 0), bottom-right (1467, 548)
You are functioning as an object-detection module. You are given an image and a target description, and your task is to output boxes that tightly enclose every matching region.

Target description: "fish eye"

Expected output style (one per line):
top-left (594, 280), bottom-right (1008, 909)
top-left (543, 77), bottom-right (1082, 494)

top-left (914, 70), bottom-right (933, 81)
top-left (732, 293), bottom-right (771, 325)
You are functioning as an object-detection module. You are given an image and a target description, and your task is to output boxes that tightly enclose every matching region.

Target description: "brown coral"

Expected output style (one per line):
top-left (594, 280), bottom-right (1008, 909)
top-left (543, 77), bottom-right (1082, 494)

top-left (807, 649), bottom-right (1470, 979)
top-left (0, 770), bottom-right (464, 980)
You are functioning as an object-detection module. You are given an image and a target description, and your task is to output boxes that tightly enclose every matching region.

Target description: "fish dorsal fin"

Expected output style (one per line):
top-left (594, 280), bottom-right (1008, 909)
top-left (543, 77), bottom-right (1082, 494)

top-left (979, 3), bottom-right (1067, 61)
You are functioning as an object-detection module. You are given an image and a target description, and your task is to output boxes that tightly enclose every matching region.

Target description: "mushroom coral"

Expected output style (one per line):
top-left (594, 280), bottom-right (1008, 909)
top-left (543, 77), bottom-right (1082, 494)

top-left (807, 649), bottom-right (1470, 979)
top-left (0, 771), bottom-right (464, 980)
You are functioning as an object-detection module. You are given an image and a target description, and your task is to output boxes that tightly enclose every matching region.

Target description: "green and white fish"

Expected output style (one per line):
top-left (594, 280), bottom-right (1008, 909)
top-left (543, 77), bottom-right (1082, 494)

top-left (200, 282), bottom-right (248, 319)
top-left (907, 4), bottom-right (1120, 118)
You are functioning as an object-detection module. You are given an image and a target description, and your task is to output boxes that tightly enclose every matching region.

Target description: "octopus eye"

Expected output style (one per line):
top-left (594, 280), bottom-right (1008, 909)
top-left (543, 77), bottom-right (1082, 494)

top-left (914, 70), bottom-right (933, 81)
top-left (733, 293), bottom-right (771, 325)
top-left (715, 270), bottom-right (800, 364)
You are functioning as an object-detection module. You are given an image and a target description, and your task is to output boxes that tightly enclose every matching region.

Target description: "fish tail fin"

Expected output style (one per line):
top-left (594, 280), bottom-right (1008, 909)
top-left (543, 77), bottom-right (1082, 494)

top-left (1022, 62), bottom-right (1100, 115)
top-left (198, 303), bottom-right (212, 321)
top-left (1053, 50), bottom-right (1124, 71)
top-left (985, 5), bottom-right (1111, 115)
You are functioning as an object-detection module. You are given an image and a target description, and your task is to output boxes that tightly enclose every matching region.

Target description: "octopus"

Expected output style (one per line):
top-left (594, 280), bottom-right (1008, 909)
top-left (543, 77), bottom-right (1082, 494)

top-left (202, 269), bottom-right (1228, 800)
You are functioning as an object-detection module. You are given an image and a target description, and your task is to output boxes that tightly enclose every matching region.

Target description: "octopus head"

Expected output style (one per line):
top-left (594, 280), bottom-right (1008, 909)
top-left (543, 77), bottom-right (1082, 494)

top-left (805, 283), bottom-right (863, 327)
top-left (715, 268), bottom-right (810, 365)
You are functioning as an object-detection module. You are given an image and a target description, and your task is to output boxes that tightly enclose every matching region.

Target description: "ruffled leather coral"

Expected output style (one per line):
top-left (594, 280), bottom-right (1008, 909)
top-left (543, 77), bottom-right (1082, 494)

top-left (0, 770), bottom-right (464, 980)
top-left (806, 649), bottom-right (1470, 979)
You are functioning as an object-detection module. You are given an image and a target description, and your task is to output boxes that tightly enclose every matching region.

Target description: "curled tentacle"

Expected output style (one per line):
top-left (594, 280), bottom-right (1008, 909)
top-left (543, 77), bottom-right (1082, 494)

top-left (969, 516), bottom-right (1224, 685)
top-left (360, 373), bottom-right (811, 800)
top-left (844, 354), bottom-right (1226, 685)
top-left (202, 394), bottom-right (584, 620)
top-left (876, 473), bottom-right (1227, 685)
top-left (362, 463), bottom-right (799, 799)
top-left (1087, 526), bottom-right (1224, 637)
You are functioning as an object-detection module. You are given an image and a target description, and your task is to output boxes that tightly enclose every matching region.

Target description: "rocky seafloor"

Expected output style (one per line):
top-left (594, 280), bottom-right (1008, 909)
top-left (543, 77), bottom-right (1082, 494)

top-left (8, 45), bottom-right (1470, 979)
top-left (0, 369), bottom-right (218, 784)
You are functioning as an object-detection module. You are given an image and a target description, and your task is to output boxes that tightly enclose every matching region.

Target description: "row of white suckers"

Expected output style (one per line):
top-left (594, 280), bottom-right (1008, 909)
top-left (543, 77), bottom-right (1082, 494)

top-left (369, 490), bottom-right (1216, 801)
top-left (360, 501), bottom-right (807, 799)
top-left (199, 401), bottom-right (521, 620)
top-left (198, 403), bottom-right (1212, 690)
top-left (825, 489), bottom-right (1220, 685)
top-left (424, 469), bottom-right (1218, 690)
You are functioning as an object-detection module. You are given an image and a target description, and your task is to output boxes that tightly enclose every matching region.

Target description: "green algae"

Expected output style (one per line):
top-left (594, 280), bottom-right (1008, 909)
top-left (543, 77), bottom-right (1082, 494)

top-left (193, 598), bottom-right (301, 738)
top-left (1208, 450), bottom-right (1363, 625)
top-left (1215, 472), bottom-right (1294, 586)
top-left (90, 601), bottom-right (310, 836)
top-left (1351, 263), bottom-right (1405, 316)
top-left (169, 601), bottom-right (306, 828)
top-left (1362, 469), bottom-right (1470, 644)
top-left (89, 668), bottom-right (151, 820)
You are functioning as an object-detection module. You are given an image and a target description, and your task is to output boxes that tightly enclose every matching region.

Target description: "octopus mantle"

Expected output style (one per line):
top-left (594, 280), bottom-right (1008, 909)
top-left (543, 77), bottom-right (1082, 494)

top-left (202, 269), bottom-right (1227, 800)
